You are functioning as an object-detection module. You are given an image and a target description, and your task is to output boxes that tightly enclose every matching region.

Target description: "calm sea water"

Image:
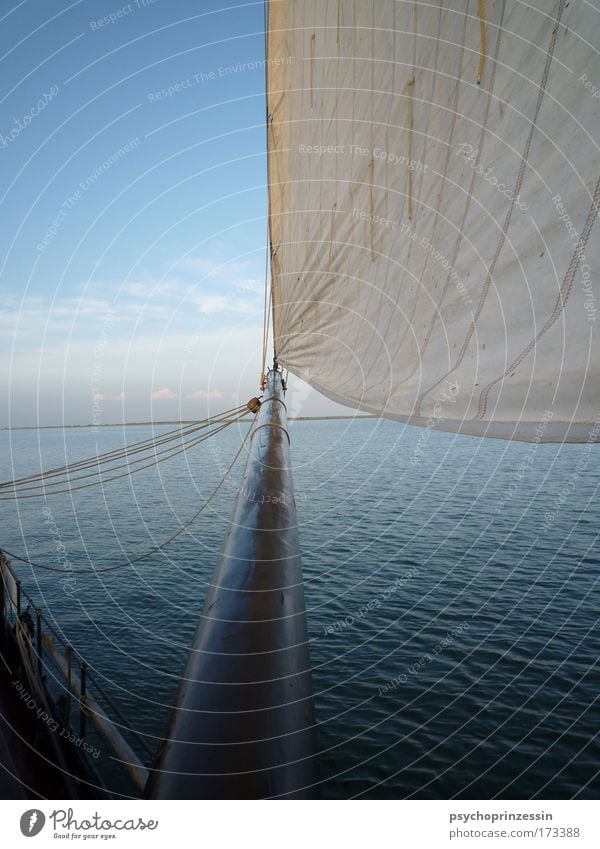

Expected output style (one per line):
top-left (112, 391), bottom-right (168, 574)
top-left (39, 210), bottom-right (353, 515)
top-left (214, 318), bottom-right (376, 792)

top-left (1, 419), bottom-right (599, 799)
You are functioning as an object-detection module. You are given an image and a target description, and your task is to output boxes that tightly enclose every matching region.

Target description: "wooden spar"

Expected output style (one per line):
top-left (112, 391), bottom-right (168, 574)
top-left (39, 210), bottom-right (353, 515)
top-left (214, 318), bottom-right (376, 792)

top-left (146, 369), bottom-right (317, 799)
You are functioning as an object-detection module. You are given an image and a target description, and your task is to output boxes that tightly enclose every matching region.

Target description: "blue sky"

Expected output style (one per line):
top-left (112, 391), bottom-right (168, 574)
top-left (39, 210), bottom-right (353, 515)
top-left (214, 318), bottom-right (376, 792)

top-left (0, 0), bottom-right (345, 426)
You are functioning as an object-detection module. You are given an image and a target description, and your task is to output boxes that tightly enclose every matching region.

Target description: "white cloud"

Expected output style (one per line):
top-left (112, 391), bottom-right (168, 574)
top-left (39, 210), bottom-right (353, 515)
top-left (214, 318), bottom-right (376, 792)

top-left (184, 389), bottom-right (224, 400)
top-left (94, 392), bottom-right (125, 401)
top-left (151, 387), bottom-right (178, 400)
top-left (0, 296), bottom-right (114, 327)
top-left (191, 295), bottom-right (228, 315)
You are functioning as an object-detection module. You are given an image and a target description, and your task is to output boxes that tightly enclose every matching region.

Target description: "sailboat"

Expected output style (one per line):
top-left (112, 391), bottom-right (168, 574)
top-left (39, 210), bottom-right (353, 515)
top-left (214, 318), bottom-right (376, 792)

top-left (1, 0), bottom-right (599, 800)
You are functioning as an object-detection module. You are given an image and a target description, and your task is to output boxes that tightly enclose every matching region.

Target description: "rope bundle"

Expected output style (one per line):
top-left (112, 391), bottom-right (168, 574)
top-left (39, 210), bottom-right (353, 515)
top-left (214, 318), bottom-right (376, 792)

top-left (0, 404), bottom-right (247, 501)
top-left (0, 401), bottom-right (257, 573)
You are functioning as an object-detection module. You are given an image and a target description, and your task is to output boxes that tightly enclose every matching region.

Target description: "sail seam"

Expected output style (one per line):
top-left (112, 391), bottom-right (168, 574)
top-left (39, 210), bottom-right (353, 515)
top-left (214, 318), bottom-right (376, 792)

top-left (415, 0), bottom-right (567, 417)
top-left (475, 175), bottom-right (600, 421)
top-left (381, 1), bottom-right (469, 393)
top-left (408, 0), bottom-right (506, 383)
top-left (366, 0), bottom-right (444, 397)
top-left (406, 77), bottom-right (415, 220)
top-left (476, 0), bottom-right (486, 85)
top-left (383, 2), bottom-right (470, 387)
top-left (310, 33), bottom-right (315, 108)
top-left (327, 201), bottom-right (337, 271)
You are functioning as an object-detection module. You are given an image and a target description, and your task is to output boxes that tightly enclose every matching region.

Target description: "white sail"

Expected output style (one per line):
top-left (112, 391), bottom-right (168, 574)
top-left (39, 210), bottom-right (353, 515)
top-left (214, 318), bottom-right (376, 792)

top-left (266, 0), bottom-right (600, 442)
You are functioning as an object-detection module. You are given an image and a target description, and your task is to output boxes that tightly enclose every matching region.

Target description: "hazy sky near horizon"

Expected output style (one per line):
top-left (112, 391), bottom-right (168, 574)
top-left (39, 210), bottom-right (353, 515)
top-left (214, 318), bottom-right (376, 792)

top-left (1, 0), bottom-right (348, 426)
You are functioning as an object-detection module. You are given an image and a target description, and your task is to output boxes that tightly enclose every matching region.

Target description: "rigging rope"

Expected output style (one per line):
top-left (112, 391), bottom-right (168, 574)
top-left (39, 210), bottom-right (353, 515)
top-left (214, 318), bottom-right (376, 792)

top-left (0, 410), bottom-right (243, 490)
top-left (0, 406), bottom-right (247, 500)
top-left (0, 418), bottom-right (240, 500)
top-left (260, 217), bottom-right (272, 389)
top-left (0, 420), bottom-right (253, 574)
top-left (1, 416), bottom-right (241, 499)
top-left (262, 5), bottom-right (274, 387)
top-left (0, 404), bottom-right (245, 490)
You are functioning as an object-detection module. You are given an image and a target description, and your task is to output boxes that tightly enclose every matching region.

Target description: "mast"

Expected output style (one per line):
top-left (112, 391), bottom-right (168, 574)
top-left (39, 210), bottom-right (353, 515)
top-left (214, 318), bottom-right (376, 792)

top-left (146, 367), bottom-right (317, 799)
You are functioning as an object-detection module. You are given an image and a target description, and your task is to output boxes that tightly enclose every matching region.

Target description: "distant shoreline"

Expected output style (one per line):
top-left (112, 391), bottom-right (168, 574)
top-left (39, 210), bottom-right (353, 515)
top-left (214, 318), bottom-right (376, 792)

top-left (1, 415), bottom-right (377, 432)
